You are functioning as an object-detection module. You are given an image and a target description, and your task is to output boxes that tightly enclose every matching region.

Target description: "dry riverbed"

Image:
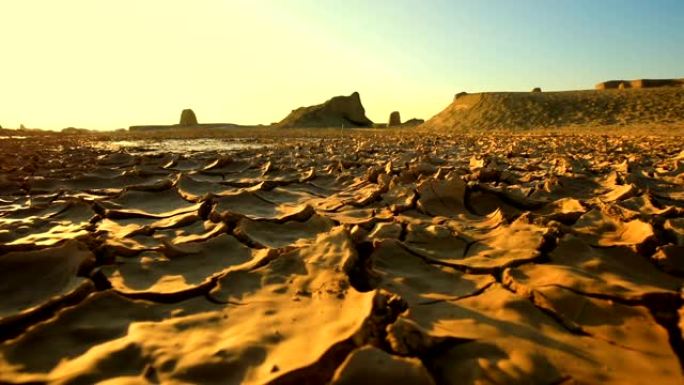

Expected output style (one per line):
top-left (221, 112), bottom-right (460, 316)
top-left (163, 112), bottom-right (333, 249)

top-left (0, 132), bottom-right (683, 384)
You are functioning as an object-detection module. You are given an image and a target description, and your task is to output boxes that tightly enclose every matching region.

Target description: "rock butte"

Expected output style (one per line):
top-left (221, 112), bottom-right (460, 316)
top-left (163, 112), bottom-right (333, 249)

top-left (0, 130), bottom-right (682, 384)
top-left (388, 111), bottom-right (401, 127)
top-left (276, 91), bottom-right (374, 128)
top-left (179, 109), bottom-right (198, 126)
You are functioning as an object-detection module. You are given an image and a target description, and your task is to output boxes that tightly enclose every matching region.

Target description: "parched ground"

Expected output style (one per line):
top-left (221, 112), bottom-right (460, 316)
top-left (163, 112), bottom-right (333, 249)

top-left (0, 131), bottom-right (683, 384)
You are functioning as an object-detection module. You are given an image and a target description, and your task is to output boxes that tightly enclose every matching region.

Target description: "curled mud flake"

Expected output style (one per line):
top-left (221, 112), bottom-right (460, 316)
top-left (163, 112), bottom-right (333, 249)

top-left (366, 222), bottom-right (403, 242)
top-left (156, 220), bottom-right (229, 245)
top-left (614, 193), bottom-right (678, 220)
top-left (664, 218), bottom-right (684, 246)
top-left (391, 284), bottom-right (682, 385)
top-left (201, 156), bottom-right (252, 174)
top-left (600, 183), bottom-right (638, 203)
top-left (572, 209), bottom-right (655, 248)
top-left (402, 218), bottom-right (546, 272)
top-left (323, 206), bottom-right (378, 226)
top-left (533, 197), bottom-right (586, 224)
top-left (125, 177), bottom-right (175, 193)
top-left (467, 189), bottom-right (523, 219)
top-left (233, 215), bottom-right (334, 249)
top-left (0, 240), bottom-right (96, 337)
top-left (459, 218), bottom-right (547, 271)
top-left (0, 291), bottom-right (213, 383)
top-left (416, 175), bottom-right (469, 217)
top-left (103, 189), bottom-right (202, 219)
top-left (176, 174), bottom-right (237, 201)
top-left (503, 272), bottom-right (672, 353)
top-left (504, 235), bottom-right (681, 302)
top-left (103, 233), bottom-right (254, 296)
top-left (214, 191), bottom-right (314, 222)
top-left (254, 186), bottom-right (321, 206)
top-left (330, 345), bottom-right (436, 385)
top-left (371, 239), bottom-right (494, 305)
top-left (651, 245), bottom-right (684, 275)
top-left (402, 223), bottom-right (469, 263)
top-left (97, 152), bottom-right (137, 167)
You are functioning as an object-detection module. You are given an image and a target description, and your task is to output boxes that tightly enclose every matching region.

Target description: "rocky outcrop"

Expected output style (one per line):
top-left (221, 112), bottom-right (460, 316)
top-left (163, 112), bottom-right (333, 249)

top-left (423, 88), bottom-right (684, 131)
top-left (388, 111), bottom-right (401, 127)
top-left (631, 79), bottom-right (684, 88)
top-left (277, 92), bottom-right (373, 128)
top-left (401, 118), bottom-right (424, 127)
top-left (596, 78), bottom-right (684, 90)
top-left (532, 87), bottom-right (542, 93)
top-left (180, 109), bottom-right (198, 126)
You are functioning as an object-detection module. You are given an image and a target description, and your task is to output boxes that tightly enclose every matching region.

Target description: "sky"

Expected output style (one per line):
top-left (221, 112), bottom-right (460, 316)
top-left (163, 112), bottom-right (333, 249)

top-left (1, 0), bottom-right (683, 130)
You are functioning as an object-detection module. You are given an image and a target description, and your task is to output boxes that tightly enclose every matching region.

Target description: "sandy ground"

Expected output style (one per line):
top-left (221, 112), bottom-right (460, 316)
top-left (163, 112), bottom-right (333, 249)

top-left (0, 131), bottom-right (683, 384)
top-left (425, 88), bottom-right (684, 131)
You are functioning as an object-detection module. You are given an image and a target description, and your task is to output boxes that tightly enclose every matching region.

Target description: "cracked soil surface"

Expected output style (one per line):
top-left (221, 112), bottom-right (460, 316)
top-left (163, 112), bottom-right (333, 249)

top-left (0, 133), bottom-right (683, 384)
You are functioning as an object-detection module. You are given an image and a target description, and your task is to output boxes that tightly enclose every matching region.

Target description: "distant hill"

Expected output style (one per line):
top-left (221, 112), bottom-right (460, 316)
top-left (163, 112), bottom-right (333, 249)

top-left (276, 92), bottom-right (373, 128)
top-left (422, 87), bottom-right (684, 131)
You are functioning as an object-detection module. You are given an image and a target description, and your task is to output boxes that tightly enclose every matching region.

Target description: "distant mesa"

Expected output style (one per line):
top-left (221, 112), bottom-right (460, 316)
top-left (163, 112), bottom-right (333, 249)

top-left (388, 111), bottom-right (401, 127)
top-left (532, 87), bottom-right (542, 93)
top-left (180, 109), bottom-right (198, 126)
top-left (596, 78), bottom-right (684, 90)
top-left (276, 92), bottom-right (373, 128)
top-left (423, 86), bottom-right (684, 131)
top-left (131, 108), bottom-right (248, 131)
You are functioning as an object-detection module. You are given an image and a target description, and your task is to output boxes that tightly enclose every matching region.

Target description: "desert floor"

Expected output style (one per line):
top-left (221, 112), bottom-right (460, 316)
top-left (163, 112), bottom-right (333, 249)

top-left (0, 130), bottom-right (683, 384)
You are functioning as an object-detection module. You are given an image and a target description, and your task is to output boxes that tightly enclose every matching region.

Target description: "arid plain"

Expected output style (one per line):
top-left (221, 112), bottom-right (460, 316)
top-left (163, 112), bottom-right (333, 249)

top-left (1, 85), bottom-right (684, 384)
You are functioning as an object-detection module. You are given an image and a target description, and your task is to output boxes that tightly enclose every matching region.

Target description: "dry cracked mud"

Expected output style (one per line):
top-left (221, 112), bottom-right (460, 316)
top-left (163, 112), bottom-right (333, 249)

top-left (0, 133), bottom-right (683, 384)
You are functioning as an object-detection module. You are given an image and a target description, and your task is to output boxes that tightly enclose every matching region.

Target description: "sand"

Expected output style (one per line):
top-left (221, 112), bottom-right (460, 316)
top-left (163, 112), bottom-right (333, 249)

top-left (426, 88), bottom-right (684, 131)
top-left (0, 131), bottom-right (683, 384)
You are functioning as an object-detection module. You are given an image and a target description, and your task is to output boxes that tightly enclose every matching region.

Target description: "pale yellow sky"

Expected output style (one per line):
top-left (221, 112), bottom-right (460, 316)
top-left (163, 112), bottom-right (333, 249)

top-left (0, 1), bottom-right (450, 130)
top-left (5, 1), bottom-right (680, 130)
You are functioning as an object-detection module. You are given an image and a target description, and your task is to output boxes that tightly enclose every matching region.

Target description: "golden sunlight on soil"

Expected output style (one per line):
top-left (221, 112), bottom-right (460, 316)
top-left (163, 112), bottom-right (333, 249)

top-left (0, 133), bottom-right (683, 384)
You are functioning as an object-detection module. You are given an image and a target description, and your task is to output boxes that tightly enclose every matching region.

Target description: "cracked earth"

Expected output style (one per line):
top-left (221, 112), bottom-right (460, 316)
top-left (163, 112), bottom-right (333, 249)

top-left (0, 133), bottom-right (683, 384)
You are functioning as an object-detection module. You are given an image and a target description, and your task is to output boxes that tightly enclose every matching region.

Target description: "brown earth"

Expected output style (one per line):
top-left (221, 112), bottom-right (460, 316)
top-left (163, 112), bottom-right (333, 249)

top-left (0, 132), bottom-right (683, 384)
top-left (423, 87), bottom-right (684, 131)
top-left (276, 92), bottom-right (374, 128)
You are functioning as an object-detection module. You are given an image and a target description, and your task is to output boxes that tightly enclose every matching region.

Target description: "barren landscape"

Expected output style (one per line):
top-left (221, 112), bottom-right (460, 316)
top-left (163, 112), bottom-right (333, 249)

top-left (4, 1), bottom-right (684, 383)
top-left (0, 125), bottom-right (683, 384)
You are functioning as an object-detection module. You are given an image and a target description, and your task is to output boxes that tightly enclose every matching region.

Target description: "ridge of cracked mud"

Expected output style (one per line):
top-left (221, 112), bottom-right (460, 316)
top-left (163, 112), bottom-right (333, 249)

top-left (0, 134), bottom-right (683, 384)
